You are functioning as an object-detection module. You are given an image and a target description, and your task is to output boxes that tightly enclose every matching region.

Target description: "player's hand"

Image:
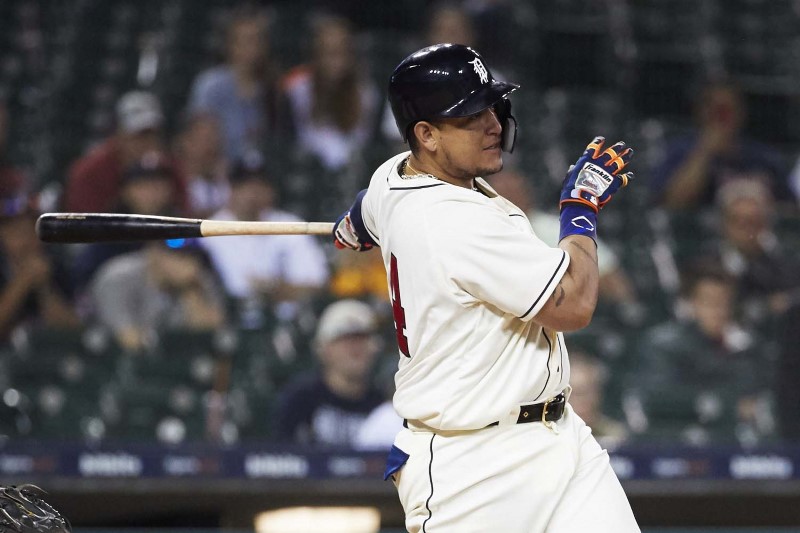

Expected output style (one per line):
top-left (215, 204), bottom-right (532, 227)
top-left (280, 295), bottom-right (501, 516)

top-left (559, 136), bottom-right (634, 213)
top-left (333, 211), bottom-right (373, 252)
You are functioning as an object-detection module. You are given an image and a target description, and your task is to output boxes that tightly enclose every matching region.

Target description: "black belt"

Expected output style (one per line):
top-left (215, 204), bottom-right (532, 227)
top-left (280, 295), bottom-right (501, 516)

top-left (403, 392), bottom-right (567, 430)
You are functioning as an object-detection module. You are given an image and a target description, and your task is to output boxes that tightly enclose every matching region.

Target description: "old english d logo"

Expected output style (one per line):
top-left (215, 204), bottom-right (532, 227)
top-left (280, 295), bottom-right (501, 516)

top-left (468, 58), bottom-right (489, 84)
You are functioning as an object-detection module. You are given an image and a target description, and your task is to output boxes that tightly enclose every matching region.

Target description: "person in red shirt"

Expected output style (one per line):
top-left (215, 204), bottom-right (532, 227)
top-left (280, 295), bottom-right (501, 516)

top-left (63, 91), bottom-right (187, 213)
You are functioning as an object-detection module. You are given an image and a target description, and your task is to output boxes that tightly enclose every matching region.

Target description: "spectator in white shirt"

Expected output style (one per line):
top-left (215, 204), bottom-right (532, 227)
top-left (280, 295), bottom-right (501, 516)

top-left (200, 151), bottom-right (329, 322)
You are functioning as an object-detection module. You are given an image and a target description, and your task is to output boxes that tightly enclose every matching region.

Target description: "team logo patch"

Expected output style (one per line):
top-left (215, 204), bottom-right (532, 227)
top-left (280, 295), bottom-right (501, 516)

top-left (468, 58), bottom-right (489, 84)
top-left (576, 162), bottom-right (614, 196)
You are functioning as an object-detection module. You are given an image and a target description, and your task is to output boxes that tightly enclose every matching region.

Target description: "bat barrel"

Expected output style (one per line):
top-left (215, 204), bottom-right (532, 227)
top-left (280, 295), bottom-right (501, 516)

top-left (36, 213), bottom-right (203, 243)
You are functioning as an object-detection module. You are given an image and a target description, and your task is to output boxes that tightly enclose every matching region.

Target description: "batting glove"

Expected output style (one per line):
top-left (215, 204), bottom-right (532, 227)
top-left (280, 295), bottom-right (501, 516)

top-left (560, 136), bottom-right (634, 212)
top-left (333, 189), bottom-right (376, 252)
top-left (559, 136), bottom-right (634, 242)
top-left (333, 212), bottom-right (373, 251)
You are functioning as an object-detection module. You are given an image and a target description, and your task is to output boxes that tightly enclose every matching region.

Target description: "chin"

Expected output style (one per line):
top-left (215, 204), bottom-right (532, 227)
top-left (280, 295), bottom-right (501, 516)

top-left (479, 157), bottom-right (504, 177)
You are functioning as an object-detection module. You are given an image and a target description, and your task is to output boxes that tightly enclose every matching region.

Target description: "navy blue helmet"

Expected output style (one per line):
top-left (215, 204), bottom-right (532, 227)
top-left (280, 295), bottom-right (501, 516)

top-left (388, 43), bottom-right (519, 152)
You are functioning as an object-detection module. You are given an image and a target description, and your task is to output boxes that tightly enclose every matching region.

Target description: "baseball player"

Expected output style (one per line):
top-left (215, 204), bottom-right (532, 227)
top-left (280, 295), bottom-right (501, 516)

top-left (333, 43), bottom-right (639, 532)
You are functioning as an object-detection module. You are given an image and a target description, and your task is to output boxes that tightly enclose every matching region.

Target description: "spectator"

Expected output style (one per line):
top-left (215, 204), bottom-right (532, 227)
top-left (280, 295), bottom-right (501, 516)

top-left (650, 79), bottom-right (790, 210)
top-left (71, 152), bottom-right (182, 292)
top-left (280, 15), bottom-right (381, 171)
top-left (354, 355), bottom-right (404, 451)
top-left (489, 168), bottom-right (642, 322)
top-left (173, 113), bottom-right (230, 218)
top-left (710, 179), bottom-right (800, 328)
top-left (187, 5), bottom-right (280, 161)
top-left (274, 299), bottom-right (384, 446)
top-left (776, 302), bottom-right (800, 440)
top-left (89, 239), bottom-right (226, 352)
top-left (0, 196), bottom-right (79, 342)
top-left (199, 151), bottom-right (328, 323)
top-left (63, 91), bottom-right (187, 213)
top-left (568, 351), bottom-right (629, 449)
top-left (623, 259), bottom-right (774, 446)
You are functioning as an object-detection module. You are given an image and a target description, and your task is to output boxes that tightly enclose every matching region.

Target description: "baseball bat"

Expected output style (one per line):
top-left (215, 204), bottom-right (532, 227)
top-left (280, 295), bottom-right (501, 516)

top-left (35, 213), bottom-right (335, 243)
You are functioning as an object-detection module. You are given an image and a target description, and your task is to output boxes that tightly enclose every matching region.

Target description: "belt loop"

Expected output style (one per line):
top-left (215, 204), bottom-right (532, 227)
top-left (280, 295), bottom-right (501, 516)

top-left (563, 385), bottom-right (573, 403)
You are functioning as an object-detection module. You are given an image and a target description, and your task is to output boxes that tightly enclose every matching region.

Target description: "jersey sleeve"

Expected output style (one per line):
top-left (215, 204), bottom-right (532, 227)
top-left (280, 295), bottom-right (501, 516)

top-left (428, 200), bottom-right (570, 321)
top-left (360, 185), bottom-right (381, 247)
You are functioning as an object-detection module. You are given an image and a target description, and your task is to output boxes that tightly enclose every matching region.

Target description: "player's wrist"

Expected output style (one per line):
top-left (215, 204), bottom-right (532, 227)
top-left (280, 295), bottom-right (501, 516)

top-left (559, 203), bottom-right (598, 242)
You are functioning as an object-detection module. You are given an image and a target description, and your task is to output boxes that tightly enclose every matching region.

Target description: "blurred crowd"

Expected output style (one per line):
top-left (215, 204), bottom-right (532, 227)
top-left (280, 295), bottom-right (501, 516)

top-left (0, 0), bottom-right (799, 449)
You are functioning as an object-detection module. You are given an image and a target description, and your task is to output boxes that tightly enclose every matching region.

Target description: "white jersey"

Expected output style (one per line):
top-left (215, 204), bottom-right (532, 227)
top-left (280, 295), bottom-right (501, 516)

top-left (361, 152), bottom-right (572, 431)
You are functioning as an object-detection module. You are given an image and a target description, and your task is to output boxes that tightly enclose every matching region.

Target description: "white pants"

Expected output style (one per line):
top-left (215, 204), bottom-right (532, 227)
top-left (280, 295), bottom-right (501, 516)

top-left (391, 405), bottom-right (640, 533)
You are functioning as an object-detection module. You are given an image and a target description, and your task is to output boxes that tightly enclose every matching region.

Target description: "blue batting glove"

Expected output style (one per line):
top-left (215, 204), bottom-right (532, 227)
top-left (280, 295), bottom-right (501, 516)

top-left (559, 136), bottom-right (634, 213)
top-left (559, 136), bottom-right (634, 242)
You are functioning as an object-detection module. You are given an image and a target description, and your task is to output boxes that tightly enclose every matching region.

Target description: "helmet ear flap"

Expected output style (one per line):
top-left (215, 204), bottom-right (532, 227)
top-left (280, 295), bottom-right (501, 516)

top-left (494, 99), bottom-right (517, 153)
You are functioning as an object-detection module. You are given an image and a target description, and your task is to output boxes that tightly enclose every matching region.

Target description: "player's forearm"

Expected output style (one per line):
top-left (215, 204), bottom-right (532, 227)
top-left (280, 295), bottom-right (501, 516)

top-left (534, 235), bottom-right (598, 332)
top-left (559, 235), bottom-right (599, 325)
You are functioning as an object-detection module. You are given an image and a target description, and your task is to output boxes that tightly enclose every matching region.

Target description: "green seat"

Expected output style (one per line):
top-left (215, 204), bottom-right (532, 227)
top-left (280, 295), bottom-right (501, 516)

top-left (107, 381), bottom-right (208, 443)
top-left (24, 382), bottom-right (104, 441)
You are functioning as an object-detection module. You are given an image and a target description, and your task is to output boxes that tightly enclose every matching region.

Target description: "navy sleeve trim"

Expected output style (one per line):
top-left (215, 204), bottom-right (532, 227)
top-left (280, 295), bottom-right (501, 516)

top-left (520, 251), bottom-right (567, 319)
top-left (389, 183), bottom-right (446, 191)
top-left (349, 189), bottom-right (377, 247)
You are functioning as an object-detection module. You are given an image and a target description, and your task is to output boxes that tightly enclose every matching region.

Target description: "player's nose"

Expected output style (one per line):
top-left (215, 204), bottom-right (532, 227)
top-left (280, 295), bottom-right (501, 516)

top-left (486, 108), bottom-right (502, 134)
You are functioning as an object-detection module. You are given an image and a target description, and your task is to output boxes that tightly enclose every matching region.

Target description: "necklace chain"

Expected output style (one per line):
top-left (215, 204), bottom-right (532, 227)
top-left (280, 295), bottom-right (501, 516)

top-left (405, 157), bottom-right (422, 176)
top-left (401, 156), bottom-right (435, 180)
top-left (401, 156), bottom-right (479, 191)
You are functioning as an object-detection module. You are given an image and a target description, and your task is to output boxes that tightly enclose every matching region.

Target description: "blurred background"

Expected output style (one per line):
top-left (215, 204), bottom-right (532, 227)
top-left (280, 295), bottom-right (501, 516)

top-left (1, 0), bottom-right (800, 531)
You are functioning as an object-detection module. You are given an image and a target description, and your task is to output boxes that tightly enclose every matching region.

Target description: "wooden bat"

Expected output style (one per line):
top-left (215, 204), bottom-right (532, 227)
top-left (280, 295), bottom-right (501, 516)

top-left (35, 213), bottom-right (335, 243)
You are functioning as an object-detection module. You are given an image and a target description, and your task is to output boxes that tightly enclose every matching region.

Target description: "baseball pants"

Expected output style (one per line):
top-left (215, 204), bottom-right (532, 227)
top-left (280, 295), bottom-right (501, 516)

top-left (390, 405), bottom-right (640, 532)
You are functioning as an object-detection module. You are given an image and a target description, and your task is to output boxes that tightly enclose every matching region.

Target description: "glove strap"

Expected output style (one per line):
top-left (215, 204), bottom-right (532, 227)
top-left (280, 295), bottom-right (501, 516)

top-left (559, 204), bottom-right (598, 242)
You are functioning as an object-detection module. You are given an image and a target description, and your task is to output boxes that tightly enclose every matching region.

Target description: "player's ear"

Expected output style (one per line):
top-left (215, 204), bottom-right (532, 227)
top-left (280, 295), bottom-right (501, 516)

top-left (413, 121), bottom-right (439, 153)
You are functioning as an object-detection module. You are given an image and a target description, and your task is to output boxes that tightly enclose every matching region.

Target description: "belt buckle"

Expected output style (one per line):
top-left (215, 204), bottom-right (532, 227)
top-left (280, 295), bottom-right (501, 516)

top-left (541, 396), bottom-right (559, 434)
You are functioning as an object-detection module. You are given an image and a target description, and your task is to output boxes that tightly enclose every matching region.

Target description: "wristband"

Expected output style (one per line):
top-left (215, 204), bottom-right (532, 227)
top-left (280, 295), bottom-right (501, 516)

top-left (559, 204), bottom-right (598, 242)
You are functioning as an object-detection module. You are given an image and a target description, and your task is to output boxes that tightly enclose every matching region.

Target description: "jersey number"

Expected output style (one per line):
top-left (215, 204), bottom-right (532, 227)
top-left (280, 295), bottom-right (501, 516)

top-left (390, 254), bottom-right (410, 357)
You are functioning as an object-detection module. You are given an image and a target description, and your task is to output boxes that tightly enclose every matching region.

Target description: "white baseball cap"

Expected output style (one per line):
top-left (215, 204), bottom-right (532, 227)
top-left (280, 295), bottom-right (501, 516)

top-left (315, 300), bottom-right (377, 346)
top-left (116, 90), bottom-right (164, 133)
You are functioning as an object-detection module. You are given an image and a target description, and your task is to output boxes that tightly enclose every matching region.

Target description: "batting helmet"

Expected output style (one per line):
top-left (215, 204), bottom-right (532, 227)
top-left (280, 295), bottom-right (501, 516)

top-left (388, 43), bottom-right (520, 152)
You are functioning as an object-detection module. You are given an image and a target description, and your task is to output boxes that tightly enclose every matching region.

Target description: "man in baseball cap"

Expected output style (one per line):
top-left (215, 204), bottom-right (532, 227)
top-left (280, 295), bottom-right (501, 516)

top-left (63, 90), bottom-right (187, 213)
top-left (274, 299), bottom-right (385, 446)
top-left (313, 299), bottom-right (378, 346)
top-left (70, 151), bottom-right (183, 291)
